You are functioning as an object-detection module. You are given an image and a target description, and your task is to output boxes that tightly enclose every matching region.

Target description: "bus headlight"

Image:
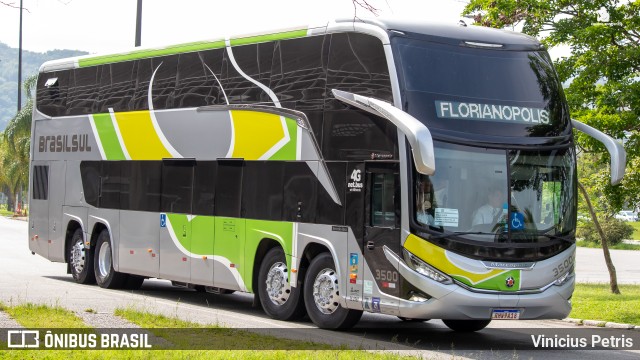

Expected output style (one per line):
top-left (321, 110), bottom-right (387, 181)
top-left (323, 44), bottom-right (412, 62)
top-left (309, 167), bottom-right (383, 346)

top-left (403, 249), bottom-right (453, 284)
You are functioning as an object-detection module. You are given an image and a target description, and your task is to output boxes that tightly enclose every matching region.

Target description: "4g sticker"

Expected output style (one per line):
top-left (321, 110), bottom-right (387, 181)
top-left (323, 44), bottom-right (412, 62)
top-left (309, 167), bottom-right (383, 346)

top-left (348, 169), bottom-right (363, 192)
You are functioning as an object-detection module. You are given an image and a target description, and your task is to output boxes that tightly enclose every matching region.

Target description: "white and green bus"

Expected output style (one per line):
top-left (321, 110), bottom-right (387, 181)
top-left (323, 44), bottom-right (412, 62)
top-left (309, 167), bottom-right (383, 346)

top-left (29, 18), bottom-right (625, 331)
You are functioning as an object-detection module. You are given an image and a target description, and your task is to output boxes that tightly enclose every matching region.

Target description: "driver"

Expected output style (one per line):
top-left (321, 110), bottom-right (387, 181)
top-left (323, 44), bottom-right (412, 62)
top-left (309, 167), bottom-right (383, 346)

top-left (472, 186), bottom-right (506, 226)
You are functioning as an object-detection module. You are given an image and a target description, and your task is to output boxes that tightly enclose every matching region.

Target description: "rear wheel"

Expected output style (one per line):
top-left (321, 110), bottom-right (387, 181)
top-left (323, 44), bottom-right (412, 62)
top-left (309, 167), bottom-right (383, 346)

top-left (304, 252), bottom-right (362, 330)
top-left (68, 228), bottom-right (95, 284)
top-left (257, 247), bottom-right (306, 321)
top-left (442, 319), bottom-right (491, 332)
top-left (94, 229), bottom-right (129, 289)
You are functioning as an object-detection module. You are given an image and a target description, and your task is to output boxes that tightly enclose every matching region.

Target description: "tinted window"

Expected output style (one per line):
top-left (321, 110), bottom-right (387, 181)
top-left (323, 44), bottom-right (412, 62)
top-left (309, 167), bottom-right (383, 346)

top-left (283, 162), bottom-right (317, 223)
top-left (193, 161), bottom-right (217, 216)
top-left (100, 161), bottom-right (123, 209)
top-left (161, 160), bottom-right (194, 214)
top-left (370, 173), bottom-right (397, 228)
top-left (242, 161), bottom-right (284, 220)
top-left (32, 165), bottom-right (49, 200)
top-left (80, 161), bottom-right (101, 206)
top-left (215, 160), bottom-right (243, 217)
top-left (68, 67), bottom-right (99, 115)
top-left (327, 33), bottom-right (392, 102)
top-left (322, 109), bottom-right (398, 160)
top-left (121, 161), bottom-right (161, 212)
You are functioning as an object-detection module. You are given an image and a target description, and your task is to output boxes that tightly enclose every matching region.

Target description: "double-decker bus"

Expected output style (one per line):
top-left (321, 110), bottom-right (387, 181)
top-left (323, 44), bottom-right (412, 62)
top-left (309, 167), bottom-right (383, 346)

top-left (29, 18), bottom-right (625, 331)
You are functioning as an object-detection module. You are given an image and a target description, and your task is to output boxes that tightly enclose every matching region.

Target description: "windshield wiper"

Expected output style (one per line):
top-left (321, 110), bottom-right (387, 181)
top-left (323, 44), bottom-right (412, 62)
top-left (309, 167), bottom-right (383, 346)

top-left (540, 233), bottom-right (574, 244)
top-left (428, 231), bottom-right (497, 240)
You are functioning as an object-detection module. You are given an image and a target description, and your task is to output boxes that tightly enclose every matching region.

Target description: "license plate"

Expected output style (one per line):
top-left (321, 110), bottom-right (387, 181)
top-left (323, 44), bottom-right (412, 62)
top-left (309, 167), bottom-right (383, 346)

top-left (491, 309), bottom-right (521, 320)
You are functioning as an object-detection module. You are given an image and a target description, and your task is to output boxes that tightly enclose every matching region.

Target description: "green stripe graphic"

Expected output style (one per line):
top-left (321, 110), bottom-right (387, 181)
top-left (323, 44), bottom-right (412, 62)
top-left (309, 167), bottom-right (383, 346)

top-left (79, 28), bottom-right (307, 68)
top-left (92, 113), bottom-right (126, 160)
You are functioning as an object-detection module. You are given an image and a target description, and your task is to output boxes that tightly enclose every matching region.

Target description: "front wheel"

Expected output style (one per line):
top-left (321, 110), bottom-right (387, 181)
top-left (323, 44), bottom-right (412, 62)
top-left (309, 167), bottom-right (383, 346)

top-left (442, 319), bottom-right (491, 332)
top-left (94, 229), bottom-right (129, 289)
top-left (68, 228), bottom-right (95, 284)
top-left (257, 247), bottom-right (306, 321)
top-left (304, 252), bottom-right (362, 330)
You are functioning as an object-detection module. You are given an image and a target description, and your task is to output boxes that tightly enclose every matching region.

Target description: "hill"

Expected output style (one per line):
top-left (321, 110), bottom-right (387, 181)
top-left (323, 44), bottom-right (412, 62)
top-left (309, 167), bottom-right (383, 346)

top-left (0, 42), bottom-right (87, 131)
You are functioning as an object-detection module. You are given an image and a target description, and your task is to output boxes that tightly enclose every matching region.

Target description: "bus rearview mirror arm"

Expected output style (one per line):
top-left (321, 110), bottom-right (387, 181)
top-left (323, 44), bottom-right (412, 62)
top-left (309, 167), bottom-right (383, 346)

top-left (332, 89), bottom-right (436, 176)
top-left (571, 119), bottom-right (626, 185)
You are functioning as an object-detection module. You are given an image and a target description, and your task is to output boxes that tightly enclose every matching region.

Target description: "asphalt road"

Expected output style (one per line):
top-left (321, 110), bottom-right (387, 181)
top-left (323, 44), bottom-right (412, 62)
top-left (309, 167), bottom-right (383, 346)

top-left (0, 216), bottom-right (638, 359)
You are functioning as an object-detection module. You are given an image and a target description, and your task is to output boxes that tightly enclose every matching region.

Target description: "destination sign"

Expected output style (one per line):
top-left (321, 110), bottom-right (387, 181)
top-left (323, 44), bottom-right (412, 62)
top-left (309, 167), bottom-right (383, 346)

top-left (436, 101), bottom-right (549, 125)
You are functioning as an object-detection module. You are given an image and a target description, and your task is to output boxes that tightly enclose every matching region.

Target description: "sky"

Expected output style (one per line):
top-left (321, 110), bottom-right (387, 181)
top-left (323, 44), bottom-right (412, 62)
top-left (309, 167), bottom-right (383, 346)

top-left (0, 0), bottom-right (470, 54)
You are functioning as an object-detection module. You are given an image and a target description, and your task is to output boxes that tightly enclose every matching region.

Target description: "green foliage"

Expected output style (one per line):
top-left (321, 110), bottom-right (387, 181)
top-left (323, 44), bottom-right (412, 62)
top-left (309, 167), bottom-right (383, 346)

top-left (577, 217), bottom-right (634, 245)
top-left (463, 0), bottom-right (640, 215)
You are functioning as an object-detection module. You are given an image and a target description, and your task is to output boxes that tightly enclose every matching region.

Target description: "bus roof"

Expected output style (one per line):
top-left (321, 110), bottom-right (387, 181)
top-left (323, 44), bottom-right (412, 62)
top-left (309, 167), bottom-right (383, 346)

top-left (39, 18), bottom-right (542, 73)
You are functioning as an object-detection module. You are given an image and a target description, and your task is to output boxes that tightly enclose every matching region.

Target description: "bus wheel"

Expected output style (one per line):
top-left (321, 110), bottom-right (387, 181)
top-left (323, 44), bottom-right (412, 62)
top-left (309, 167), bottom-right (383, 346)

top-left (94, 229), bottom-right (128, 289)
top-left (442, 319), bottom-right (491, 332)
top-left (257, 247), bottom-right (305, 321)
top-left (304, 252), bottom-right (362, 330)
top-left (68, 228), bottom-right (95, 284)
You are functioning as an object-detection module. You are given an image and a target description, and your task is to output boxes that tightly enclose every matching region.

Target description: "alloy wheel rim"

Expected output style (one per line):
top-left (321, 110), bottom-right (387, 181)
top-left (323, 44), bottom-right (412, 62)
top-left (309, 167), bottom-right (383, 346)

top-left (265, 262), bottom-right (291, 306)
top-left (70, 238), bottom-right (85, 275)
top-left (312, 268), bottom-right (340, 314)
top-left (98, 242), bottom-right (111, 279)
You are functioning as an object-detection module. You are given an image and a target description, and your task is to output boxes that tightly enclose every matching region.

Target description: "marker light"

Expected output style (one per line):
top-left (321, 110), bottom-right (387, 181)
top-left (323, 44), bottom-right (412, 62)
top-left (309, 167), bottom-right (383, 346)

top-left (403, 249), bottom-right (453, 284)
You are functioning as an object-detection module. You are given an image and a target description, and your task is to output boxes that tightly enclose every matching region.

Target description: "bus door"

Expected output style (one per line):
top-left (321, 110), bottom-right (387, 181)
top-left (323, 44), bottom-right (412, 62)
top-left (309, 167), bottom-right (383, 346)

top-left (48, 160), bottom-right (67, 262)
top-left (362, 162), bottom-right (401, 315)
top-left (212, 159), bottom-right (245, 292)
top-left (159, 159), bottom-right (195, 283)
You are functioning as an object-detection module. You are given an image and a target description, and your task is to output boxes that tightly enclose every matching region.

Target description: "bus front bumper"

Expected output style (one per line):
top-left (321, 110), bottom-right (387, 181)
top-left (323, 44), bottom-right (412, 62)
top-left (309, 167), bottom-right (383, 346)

top-left (387, 247), bottom-right (574, 320)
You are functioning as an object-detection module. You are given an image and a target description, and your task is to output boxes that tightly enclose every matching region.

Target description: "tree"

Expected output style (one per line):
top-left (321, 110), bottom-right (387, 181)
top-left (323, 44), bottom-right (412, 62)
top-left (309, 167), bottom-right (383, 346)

top-left (1, 74), bottom-right (35, 214)
top-left (463, 0), bottom-right (639, 294)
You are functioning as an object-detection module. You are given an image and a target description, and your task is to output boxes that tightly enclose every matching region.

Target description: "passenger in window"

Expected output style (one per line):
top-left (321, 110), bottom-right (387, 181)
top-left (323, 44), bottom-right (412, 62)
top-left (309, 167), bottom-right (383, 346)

top-left (415, 176), bottom-right (434, 226)
top-left (472, 186), bottom-right (507, 227)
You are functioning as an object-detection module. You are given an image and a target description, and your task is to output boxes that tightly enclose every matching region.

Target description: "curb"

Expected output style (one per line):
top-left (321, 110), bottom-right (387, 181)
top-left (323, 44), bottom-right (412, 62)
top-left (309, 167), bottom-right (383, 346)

top-left (563, 318), bottom-right (637, 330)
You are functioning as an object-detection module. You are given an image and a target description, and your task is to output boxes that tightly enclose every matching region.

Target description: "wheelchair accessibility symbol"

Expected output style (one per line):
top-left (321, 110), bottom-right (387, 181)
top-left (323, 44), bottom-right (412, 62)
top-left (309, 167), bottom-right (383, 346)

top-left (510, 212), bottom-right (524, 230)
top-left (160, 213), bottom-right (167, 228)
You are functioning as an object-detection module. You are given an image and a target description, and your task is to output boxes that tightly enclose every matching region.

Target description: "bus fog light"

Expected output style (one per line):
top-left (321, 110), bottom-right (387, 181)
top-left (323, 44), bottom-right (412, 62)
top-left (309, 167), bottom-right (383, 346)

top-left (408, 291), bottom-right (430, 302)
top-left (403, 249), bottom-right (452, 284)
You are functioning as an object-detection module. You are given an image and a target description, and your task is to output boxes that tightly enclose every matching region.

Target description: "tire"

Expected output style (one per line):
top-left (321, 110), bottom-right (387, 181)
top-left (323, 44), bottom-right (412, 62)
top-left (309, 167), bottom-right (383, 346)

top-left (442, 319), bottom-right (491, 332)
top-left (398, 316), bottom-right (429, 322)
top-left (94, 229), bottom-right (129, 289)
top-left (257, 247), bottom-right (306, 321)
top-left (68, 228), bottom-right (95, 284)
top-left (304, 252), bottom-right (362, 330)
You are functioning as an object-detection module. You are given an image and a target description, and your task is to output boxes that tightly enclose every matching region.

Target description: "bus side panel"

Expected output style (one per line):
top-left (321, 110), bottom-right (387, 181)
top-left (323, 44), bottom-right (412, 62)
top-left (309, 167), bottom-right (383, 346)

top-left (29, 160), bottom-right (49, 259)
top-left (47, 160), bottom-right (67, 262)
top-left (118, 211), bottom-right (160, 277)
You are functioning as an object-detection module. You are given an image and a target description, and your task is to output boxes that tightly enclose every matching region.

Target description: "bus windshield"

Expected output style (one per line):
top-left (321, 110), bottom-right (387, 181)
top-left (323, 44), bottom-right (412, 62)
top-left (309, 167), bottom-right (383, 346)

top-left (392, 36), bottom-right (570, 138)
top-left (414, 142), bottom-right (576, 246)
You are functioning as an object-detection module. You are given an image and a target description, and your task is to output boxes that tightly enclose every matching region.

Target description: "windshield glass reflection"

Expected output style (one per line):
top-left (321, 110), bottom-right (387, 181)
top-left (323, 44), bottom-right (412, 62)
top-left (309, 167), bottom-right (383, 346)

top-left (414, 142), bottom-right (576, 244)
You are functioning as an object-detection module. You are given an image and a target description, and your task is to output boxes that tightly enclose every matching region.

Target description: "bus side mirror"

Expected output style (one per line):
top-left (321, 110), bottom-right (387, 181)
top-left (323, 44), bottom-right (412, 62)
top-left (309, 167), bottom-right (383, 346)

top-left (332, 89), bottom-right (436, 176)
top-left (572, 119), bottom-right (626, 185)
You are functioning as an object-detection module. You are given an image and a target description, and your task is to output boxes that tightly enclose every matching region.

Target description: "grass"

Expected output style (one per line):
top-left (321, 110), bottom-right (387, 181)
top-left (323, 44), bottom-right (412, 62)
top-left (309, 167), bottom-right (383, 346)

top-left (631, 222), bottom-right (640, 240)
top-left (5, 303), bottom-right (90, 328)
top-left (0, 303), bottom-right (418, 359)
top-left (570, 283), bottom-right (640, 325)
top-left (576, 240), bottom-right (640, 250)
